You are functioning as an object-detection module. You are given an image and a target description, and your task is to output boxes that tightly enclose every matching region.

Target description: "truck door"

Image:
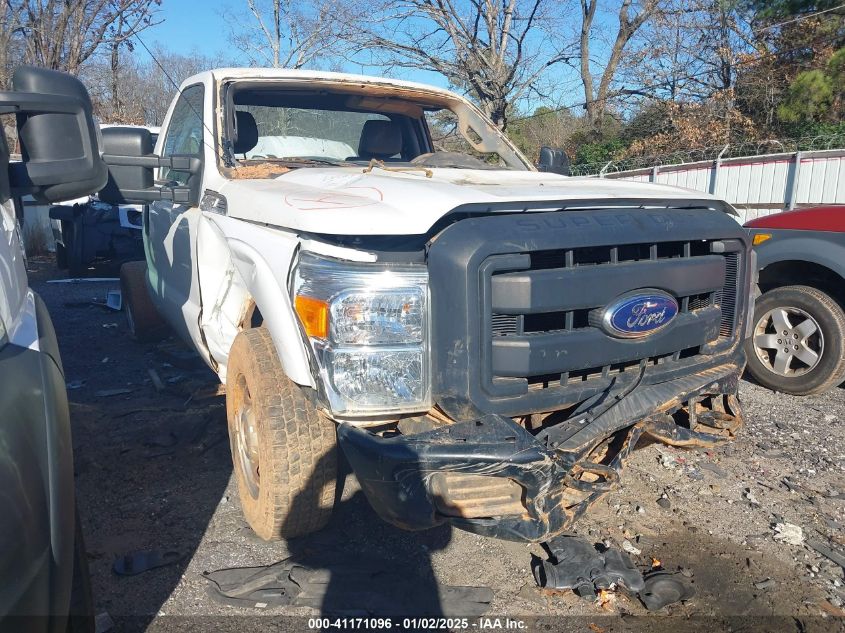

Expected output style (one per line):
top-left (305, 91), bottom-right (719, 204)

top-left (145, 83), bottom-right (209, 357)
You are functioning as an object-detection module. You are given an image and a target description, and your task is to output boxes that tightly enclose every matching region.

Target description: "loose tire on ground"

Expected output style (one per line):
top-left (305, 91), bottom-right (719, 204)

top-left (744, 284), bottom-right (845, 395)
top-left (119, 261), bottom-right (167, 342)
top-left (226, 327), bottom-right (338, 540)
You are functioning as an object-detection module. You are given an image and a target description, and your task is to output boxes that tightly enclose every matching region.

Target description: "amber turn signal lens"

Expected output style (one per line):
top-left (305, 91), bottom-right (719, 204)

top-left (752, 233), bottom-right (772, 246)
top-left (294, 295), bottom-right (329, 339)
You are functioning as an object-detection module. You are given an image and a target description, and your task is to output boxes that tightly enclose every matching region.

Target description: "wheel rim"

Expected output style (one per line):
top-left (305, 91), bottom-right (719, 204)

top-left (233, 374), bottom-right (261, 499)
top-left (753, 306), bottom-right (824, 378)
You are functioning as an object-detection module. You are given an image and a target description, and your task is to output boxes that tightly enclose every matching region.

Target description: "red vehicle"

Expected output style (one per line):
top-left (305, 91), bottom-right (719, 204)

top-left (744, 206), bottom-right (845, 395)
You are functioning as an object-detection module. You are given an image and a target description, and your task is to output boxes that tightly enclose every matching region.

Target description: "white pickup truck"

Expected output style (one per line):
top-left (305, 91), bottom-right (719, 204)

top-left (100, 68), bottom-right (754, 543)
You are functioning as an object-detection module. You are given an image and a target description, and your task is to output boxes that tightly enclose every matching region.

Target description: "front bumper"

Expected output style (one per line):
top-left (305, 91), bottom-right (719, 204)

top-left (338, 360), bottom-right (745, 542)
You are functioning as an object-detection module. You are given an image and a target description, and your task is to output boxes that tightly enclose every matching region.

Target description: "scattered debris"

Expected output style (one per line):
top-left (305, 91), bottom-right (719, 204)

top-left (819, 599), bottom-right (845, 617)
top-left (622, 539), bottom-right (642, 556)
top-left (595, 588), bottom-right (614, 610)
top-left (638, 571), bottom-right (695, 610)
top-left (687, 468), bottom-right (704, 481)
top-left (113, 550), bottom-right (184, 576)
top-left (95, 388), bottom-right (134, 397)
top-left (659, 453), bottom-right (677, 469)
top-left (656, 496), bottom-right (671, 510)
top-left (102, 322), bottom-right (118, 329)
top-left (204, 555), bottom-right (493, 616)
top-left (105, 290), bottom-right (122, 311)
top-left (533, 536), bottom-right (645, 598)
top-left (94, 612), bottom-right (114, 633)
top-left (744, 488), bottom-right (760, 505)
top-left (754, 577), bottom-right (776, 590)
top-left (148, 368), bottom-right (166, 392)
top-left (772, 522), bottom-right (804, 546)
top-left (66, 380), bottom-right (85, 390)
top-left (698, 462), bottom-right (728, 479)
top-left (806, 539), bottom-right (845, 572)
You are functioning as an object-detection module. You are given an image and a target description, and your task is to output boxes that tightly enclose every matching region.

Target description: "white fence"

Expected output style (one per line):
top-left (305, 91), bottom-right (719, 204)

top-left (599, 148), bottom-right (845, 223)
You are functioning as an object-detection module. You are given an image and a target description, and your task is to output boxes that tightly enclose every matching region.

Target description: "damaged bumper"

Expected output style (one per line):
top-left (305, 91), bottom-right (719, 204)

top-left (338, 362), bottom-right (745, 542)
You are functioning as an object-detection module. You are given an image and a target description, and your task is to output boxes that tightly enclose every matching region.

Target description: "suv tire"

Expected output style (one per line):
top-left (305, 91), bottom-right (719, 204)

top-left (226, 327), bottom-right (338, 540)
top-left (745, 285), bottom-right (845, 395)
top-left (119, 261), bottom-right (166, 342)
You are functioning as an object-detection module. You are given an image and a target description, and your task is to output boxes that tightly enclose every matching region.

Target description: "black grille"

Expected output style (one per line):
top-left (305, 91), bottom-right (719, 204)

top-left (486, 238), bottom-right (741, 393)
top-left (427, 204), bottom-right (749, 419)
top-left (716, 252), bottom-right (739, 338)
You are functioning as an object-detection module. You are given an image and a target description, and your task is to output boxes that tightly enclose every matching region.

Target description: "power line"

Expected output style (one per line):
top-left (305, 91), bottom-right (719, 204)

top-left (756, 2), bottom-right (845, 33)
top-left (133, 33), bottom-right (227, 164)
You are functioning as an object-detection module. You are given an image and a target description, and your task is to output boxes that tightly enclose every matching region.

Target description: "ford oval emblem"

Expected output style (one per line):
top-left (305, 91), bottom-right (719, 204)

top-left (601, 290), bottom-right (678, 339)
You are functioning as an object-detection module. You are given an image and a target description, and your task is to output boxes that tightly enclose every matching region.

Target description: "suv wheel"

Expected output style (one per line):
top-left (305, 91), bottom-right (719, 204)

top-left (745, 285), bottom-right (845, 395)
top-left (119, 261), bottom-right (167, 342)
top-left (226, 327), bottom-right (338, 540)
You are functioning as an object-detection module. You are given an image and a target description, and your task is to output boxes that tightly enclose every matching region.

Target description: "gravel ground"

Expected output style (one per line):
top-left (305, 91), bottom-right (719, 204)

top-left (29, 257), bottom-right (845, 632)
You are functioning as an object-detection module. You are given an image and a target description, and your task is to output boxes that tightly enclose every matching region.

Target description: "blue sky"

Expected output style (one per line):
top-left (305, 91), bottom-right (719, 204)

top-left (142, 0), bottom-right (456, 88)
top-left (144, 0), bottom-right (231, 58)
top-left (141, 0), bottom-right (599, 112)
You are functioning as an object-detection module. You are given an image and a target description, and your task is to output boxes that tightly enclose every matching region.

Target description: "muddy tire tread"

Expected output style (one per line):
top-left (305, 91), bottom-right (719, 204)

top-left (227, 327), bottom-right (337, 540)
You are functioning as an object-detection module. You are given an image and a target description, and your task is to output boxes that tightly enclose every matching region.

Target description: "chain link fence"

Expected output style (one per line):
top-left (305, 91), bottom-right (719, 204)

top-left (569, 134), bottom-right (845, 177)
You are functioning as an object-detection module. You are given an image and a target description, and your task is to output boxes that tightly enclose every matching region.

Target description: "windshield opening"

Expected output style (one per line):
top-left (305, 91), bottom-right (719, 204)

top-left (221, 83), bottom-right (530, 177)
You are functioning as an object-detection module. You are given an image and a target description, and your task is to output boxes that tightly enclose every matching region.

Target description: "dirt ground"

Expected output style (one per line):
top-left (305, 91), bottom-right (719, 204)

top-left (29, 257), bottom-right (845, 632)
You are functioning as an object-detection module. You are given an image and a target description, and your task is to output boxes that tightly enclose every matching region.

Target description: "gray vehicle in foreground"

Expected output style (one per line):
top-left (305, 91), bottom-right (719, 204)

top-left (0, 66), bottom-right (106, 631)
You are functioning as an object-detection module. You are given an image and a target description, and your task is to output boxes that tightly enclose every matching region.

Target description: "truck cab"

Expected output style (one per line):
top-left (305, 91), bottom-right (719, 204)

top-left (102, 68), bottom-right (754, 543)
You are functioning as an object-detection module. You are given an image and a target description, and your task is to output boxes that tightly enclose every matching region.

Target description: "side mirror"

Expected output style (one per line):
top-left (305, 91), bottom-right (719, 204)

top-left (99, 127), bottom-right (200, 206)
top-left (0, 66), bottom-right (107, 203)
top-left (537, 146), bottom-right (570, 176)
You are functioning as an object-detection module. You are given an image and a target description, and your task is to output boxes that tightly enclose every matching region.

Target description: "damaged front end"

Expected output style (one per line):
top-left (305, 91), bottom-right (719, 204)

top-left (339, 362), bottom-right (744, 542)
top-left (333, 203), bottom-right (752, 541)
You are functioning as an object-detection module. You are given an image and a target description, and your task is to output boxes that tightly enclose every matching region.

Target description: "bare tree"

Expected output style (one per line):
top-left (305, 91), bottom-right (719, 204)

top-left (16, 0), bottom-right (160, 74)
top-left (578, 0), bottom-right (661, 134)
top-left (350, 0), bottom-right (570, 129)
top-left (224, 0), bottom-right (350, 69)
top-left (0, 2), bottom-right (25, 88)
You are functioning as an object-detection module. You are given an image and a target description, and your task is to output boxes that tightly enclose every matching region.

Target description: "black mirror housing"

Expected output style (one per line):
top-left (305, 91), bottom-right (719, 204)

top-left (537, 146), bottom-right (570, 176)
top-left (99, 127), bottom-right (155, 204)
top-left (1, 66), bottom-right (107, 203)
top-left (100, 126), bottom-right (200, 206)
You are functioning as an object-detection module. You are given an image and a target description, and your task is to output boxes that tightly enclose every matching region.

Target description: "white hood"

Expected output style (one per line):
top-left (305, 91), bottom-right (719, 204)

top-left (218, 167), bottom-right (721, 235)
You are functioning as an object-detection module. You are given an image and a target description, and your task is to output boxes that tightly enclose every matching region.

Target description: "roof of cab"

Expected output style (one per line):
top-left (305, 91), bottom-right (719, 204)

top-left (182, 68), bottom-right (462, 101)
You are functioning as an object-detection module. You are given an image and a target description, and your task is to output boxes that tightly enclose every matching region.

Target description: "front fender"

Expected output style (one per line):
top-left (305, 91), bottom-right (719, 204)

top-left (754, 232), bottom-right (845, 279)
top-left (200, 214), bottom-right (314, 388)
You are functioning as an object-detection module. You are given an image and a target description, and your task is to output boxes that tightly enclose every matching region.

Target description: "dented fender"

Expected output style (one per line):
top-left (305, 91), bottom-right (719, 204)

top-left (198, 213), bottom-right (313, 387)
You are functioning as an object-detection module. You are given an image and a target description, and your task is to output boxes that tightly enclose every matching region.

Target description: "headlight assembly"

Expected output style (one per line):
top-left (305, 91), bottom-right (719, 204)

top-left (292, 251), bottom-right (430, 416)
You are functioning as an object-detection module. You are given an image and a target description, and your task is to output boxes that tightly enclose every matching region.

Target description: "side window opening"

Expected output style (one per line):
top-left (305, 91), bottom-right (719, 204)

top-left (160, 84), bottom-right (204, 185)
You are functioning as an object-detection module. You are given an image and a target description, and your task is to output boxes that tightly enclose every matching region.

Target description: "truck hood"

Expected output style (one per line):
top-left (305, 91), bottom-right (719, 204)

top-left (218, 167), bottom-right (722, 236)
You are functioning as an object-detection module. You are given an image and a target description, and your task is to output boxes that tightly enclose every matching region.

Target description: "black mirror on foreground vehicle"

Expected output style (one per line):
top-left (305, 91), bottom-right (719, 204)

top-left (99, 127), bottom-right (200, 206)
top-left (537, 146), bottom-right (570, 176)
top-left (0, 66), bottom-right (107, 203)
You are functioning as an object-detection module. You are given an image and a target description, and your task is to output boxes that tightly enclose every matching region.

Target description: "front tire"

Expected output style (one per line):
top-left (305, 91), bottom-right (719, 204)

top-left (745, 285), bottom-right (845, 395)
top-left (226, 327), bottom-right (338, 540)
